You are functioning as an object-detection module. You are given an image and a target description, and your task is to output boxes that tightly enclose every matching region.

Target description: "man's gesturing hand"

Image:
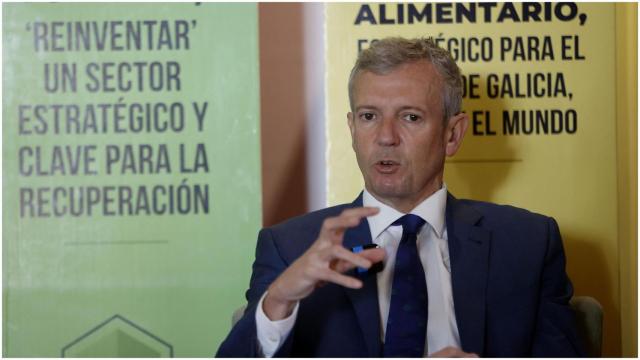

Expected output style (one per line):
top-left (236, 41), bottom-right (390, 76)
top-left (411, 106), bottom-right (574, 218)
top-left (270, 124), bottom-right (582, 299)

top-left (263, 207), bottom-right (386, 320)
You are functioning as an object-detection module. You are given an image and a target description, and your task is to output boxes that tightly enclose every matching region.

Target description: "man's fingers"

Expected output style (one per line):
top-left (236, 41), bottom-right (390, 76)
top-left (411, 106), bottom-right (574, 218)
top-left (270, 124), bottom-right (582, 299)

top-left (359, 247), bottom-right (386, 263)
top-left (321, 216), bottom-right (361, 238)
top-left (322, 207), bottom-right (379, 233)
top-left (325, 245), bottom-right (372, 269)
top-left (333, 259), bottom-right (364, 273)
top-left (317, 268), bottom-right (363, 289)
top-left (333, 248), bottom-right (386, 273)
top-left (339, 206), bottom-right (380, 219)
top-left (279, 207), bottom-right (381, 302)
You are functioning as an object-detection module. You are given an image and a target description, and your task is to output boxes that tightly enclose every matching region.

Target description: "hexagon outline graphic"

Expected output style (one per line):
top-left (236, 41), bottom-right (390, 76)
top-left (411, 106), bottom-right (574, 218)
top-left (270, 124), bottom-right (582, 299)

top-left (61, 314), bottom-right (174, 357)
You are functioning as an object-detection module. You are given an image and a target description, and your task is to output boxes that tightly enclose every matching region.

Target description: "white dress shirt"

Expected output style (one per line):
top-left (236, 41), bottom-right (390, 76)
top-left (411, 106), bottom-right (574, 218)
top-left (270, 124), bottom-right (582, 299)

top-left (255, 185), bottom-right (460, 357)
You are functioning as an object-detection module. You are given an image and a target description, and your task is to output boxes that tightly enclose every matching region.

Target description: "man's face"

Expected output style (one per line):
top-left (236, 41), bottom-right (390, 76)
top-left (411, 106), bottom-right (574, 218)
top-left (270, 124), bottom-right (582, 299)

top-left (348, 60), bottom-right (466, 211)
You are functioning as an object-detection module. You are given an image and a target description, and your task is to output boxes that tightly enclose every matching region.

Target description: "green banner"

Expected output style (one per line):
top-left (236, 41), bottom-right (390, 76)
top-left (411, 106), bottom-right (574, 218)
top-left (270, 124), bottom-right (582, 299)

top-left (3, 3), bottom-right (261, 356)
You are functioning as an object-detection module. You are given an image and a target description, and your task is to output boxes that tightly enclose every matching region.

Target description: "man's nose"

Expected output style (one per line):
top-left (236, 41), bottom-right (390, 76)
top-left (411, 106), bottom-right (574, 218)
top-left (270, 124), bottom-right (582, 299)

top-left (375, 117), bottom-right (400, 146)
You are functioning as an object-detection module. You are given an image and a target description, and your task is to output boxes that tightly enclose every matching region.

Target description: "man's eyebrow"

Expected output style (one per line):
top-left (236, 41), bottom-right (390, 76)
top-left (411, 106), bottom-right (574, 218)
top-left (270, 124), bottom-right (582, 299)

top-left (354, 105), bottom-right (379, 112)
top-left (397, 105), bottom-right (427, 112)
top-left (354, 105), bottom-right (428, 113)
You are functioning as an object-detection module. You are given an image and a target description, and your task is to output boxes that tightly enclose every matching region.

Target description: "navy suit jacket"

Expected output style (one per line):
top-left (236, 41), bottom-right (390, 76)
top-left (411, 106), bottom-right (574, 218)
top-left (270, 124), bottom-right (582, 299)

top-left (217, 193), bottom-right (584, 357)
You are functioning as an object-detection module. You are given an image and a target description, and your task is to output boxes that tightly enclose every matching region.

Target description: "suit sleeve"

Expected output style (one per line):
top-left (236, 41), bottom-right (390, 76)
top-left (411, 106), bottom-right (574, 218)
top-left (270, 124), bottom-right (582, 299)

top-left (216, 228), bottom-right (294, 357)
top-left (530, 217), bottom-right (586, 357)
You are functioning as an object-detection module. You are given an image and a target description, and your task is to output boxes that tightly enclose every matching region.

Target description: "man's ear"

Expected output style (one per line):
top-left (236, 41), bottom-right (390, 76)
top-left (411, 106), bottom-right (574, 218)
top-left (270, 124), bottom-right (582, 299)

top-left (444, 112), bottom-right (469, 157)
top-left (347, 112), bottom-right (356, 148)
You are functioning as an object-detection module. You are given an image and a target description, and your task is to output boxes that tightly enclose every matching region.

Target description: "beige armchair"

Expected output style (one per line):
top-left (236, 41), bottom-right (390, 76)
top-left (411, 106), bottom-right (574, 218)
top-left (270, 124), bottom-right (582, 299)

top-left (570, 296), bottom-right (603, 357)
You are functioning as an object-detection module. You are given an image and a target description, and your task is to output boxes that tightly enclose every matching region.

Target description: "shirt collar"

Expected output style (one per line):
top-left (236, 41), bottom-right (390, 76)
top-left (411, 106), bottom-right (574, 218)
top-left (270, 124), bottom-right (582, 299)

top-left (363, 184), bottom-right (448, 239)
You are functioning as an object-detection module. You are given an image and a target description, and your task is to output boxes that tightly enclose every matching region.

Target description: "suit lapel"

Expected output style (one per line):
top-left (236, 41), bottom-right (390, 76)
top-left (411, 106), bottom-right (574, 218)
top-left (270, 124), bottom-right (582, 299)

top-left (342, 193), bottom-right (382, 357)
top-left (446, 193), bottom-right (491, 356)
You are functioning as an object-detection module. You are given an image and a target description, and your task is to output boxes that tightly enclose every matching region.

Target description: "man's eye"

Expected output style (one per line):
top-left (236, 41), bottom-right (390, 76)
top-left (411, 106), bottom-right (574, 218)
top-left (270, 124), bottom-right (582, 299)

top-left (360, 113), bottom-right (375, 121)
top-left (403, 114), bottom-right (420, 122)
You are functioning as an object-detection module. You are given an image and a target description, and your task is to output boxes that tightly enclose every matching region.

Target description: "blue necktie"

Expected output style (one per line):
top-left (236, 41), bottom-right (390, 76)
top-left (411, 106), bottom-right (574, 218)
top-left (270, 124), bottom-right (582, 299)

top-left (383, 214), bottom-right (428, 357)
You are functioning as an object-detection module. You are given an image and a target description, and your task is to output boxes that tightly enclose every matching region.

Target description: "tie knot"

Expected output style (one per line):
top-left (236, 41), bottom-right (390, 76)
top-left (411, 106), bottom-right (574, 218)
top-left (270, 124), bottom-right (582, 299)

top-left (392, 214), bottom-right (426, 235)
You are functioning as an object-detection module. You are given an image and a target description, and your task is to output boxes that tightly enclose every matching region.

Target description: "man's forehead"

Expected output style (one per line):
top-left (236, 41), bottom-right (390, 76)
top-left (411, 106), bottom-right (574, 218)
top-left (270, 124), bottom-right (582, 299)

top-left (350, 64), bottom-right (446, 118)
top-left (353, 62), bottom-right (443, 98)
top-left (353, 61), bottom-right (444, 95)
top-left (358, 59), bottom-right (440, 79)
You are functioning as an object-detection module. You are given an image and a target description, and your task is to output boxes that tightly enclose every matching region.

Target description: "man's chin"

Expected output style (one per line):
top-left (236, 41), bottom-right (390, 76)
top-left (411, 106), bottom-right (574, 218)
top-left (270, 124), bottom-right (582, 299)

top-left (368, 184), bottom-right (407, 201)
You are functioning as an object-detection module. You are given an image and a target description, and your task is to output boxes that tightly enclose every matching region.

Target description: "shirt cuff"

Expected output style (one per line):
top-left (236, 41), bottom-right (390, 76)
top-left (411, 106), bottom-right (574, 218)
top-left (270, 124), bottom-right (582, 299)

top-left (255, 290), bottom-right (299, 357)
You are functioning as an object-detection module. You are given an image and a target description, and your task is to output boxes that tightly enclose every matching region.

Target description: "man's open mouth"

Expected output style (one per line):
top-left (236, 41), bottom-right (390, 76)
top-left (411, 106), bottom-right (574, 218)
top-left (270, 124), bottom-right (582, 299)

top-left (375, 160), bottom-right (400, 173)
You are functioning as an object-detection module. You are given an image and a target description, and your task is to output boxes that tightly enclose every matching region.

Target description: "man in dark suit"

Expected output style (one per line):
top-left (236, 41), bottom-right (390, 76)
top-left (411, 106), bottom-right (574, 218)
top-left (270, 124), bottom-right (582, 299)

top-left (217, 37), bottom-right (583, 357)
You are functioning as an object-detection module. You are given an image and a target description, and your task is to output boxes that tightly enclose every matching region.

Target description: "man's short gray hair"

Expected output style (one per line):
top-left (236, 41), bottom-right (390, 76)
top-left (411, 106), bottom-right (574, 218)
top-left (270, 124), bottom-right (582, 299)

top-left (348, 37), bottom-right (463, 121)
